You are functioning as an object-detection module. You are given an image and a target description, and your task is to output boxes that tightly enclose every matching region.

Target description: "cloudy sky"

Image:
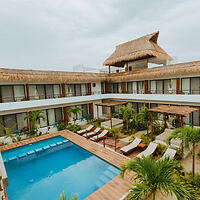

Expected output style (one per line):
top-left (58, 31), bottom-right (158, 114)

top-left (0, 0), bottom-right (200, 71)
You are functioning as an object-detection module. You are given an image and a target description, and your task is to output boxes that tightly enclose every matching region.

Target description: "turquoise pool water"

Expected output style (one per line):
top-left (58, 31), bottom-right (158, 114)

top-left (3, 136), bottom-right (120, 200)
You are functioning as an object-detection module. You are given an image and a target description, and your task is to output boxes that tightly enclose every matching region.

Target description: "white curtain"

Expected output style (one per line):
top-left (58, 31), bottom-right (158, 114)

top-left (29, 85), bottom-right (39, 100)
top-left (150, 81), bottom-right (156, 94)
top-left (16, 113), bottom-right (27, 130)
top-left (133, 82), bottom-right (137, 94)
top-left (48, 109), bottom-right (55, 125)
top-left (53, 85), bottom-right (60, 98)
top-left (39, 111), bottom-right (47, 127)
top-left (171, 79), bottom-right (176, 94)
top-left (14, 85), bottom-right (25, 101)
top-left (181, 78), bottom-right (190, 94)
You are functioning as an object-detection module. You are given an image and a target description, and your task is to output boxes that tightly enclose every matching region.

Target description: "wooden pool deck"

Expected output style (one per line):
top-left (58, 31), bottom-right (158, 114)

top-left (0, 131), bottom-right (133, 200)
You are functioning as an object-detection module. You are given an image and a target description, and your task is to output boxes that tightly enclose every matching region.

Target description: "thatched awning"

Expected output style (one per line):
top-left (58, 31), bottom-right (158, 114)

top-left (103, 31), bottom-right (173, 67)
top-left (149, 105), bottom-right (199, 116)
top-left (0, 68), bottom-right (107, 83)
top-left (95, 101), bottom-right (127, 107)
top-left (109, 60), bottom-right (200, 82)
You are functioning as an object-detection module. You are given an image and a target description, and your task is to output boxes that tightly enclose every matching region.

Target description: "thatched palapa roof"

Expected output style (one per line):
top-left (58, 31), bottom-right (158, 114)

top-left (0, 68), bottom-right (107, 83)
top-left (103, 31), bottom-right (173, 67)
top-left (109, 61), bottom-right (200, 82)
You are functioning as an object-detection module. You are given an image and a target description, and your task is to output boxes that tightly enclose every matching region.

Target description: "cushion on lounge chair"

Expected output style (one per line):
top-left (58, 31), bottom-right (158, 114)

top-left (120, 137), bottom-right (142, 154)
top-left (159, 148), bottom-right (176, 160)
top-left (136, 142), bottom-right (158, 159)
top-left (90, 130), bottom-right (108, 141)
top-left (77, 125), bottom-right (94, 135)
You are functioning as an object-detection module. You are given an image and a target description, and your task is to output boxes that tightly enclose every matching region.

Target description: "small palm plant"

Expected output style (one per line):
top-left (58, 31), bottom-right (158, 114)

top-left (119, 104), bottom-right (135, 132)
top-left (120, 156), bottom-right (198, 200)
top-left (24, 110), bottom-right (45, 134)
top-left (168, 126), bottom-right (200, 177)
top-left (68, 107), bottom-right (82, 125)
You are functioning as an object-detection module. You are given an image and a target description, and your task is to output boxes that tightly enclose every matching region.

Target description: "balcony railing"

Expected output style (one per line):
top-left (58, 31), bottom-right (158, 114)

top-left (1, 89), bottom-right (200, 103)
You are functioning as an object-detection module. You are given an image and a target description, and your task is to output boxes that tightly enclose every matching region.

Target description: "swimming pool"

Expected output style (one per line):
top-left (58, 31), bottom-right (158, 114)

top-left (2, 136), bottom-right (120, 200)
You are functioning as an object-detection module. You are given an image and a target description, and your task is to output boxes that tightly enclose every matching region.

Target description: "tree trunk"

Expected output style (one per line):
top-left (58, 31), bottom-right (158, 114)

top-left (192, 143), bottom-right (195, 177)
top-left (152, 191), bottom-right (156, 200)
top-left (181, 140), bottom-right (184, 154)
top-left (126, 120), bottom-right (129, 132)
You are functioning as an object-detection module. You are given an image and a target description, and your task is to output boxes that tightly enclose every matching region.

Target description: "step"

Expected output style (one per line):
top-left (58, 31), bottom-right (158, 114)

top-left (99, 174), bottom-right (110, 184)
top-left (95, 180), bottom-right (104, 188)
top-left (107, 166), bottom-right (120, 176)
top-left (104, 170), bottom-right (117, 180)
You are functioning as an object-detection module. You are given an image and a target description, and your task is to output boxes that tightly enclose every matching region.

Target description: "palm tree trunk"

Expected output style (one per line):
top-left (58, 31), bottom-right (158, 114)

top-left (152, 190), bottom-right (156, 200)
top-left (192, 142), bottom-right (195, 177)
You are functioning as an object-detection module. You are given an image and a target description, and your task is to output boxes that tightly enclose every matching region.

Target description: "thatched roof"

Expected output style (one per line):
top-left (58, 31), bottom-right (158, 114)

top-left (0, 61), bottom-right (200, 84)
top-left (103, 31), bottom-right (173, 67)
top-left (149, 105), bottom-right (198, 116)
top-left (0, 68), bottom-right (107, 83)
top-left (109, 61), bottom-right (200, 82)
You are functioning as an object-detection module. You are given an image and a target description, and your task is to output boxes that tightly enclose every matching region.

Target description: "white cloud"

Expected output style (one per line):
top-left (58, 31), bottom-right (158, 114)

top-left (0, 0), bottom-right (199, 71)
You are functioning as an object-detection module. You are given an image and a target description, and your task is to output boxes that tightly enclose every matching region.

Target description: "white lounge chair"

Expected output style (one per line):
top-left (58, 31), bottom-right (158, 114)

top-left (137, 142), bottom-right (158, 159)
top-left (90, 130), bottom-right (109, 142)
top-left (120, 137), bottom-right (142, 155)
top-left (159, 148), bottom-right (176, 160)
top-left (77, 125), bottom-right (94, 135)
top-left (83, 127), bottom-right (101, 138)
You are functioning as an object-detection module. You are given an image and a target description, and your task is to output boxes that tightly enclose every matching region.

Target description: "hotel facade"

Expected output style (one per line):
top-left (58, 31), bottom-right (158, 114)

top-left (0, 31), bottom-right (200, 136)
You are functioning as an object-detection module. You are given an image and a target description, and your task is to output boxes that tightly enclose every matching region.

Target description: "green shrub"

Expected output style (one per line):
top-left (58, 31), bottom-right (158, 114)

top-left (152, 120), bottom-right (165, 136)
top-left (67, 124), bottom-right (81, 133)
top-left (170, 147), bottom-right (183, 160)
top-left (181, 172), bottom-right (200, 188)
top-left (0, 142), bottom-right (8, 146)
top-left (171, 116), bottom-right (182, 128)
top-left (57, 122), bottom-right (67, 131)
top-left (155, 143), bottom-right (167, 156)
top-left (140, 134), bottom-right (152, 145)
top-left (16, 136), bottom-right (21, 141)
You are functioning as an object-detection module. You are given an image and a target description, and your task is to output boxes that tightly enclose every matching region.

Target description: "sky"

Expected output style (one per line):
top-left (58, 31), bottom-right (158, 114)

top-left (0, 0), bottom-right (200, 71)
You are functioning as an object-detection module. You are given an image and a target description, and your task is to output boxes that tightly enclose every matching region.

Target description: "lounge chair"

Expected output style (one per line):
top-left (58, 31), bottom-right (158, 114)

top-left (120, 137), bottom-right (142, 155)
top-left (159, 148), bottom-right (176, 160)
top-left (136, 142), bottom-right (158, 159)
top-left (83, 127), bottom-right (101, 138)
top-left (77, 125), bottom-right (94, 135)
top-left (90, 130), bottom-right (109, 142)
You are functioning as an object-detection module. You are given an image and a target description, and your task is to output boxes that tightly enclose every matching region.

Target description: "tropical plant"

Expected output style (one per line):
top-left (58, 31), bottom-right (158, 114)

top-left (184, 127), bottom-right (200, 177)
top-left (120, 156), bottom-right (199, 200)
top-left (68, 107), bottom-right (82, 125)
top-left (109, 128), bottom-right (120, 151)
top-left (67, 124), bottom-right (81, 133)
top-left (168, 126), bottom-right (200, 177)
top-left (171, 116), bottom-right (182, 128)
top-left (140, 106), bottom-right (151, 132)
top-left (58, 191), bottom-right (78, 200)
top-left (24, 110), bottom-right (45, 134)
top-left (119, 104), bottom-right (136, 133)
top-left (57, 122), bottom-right (67, 131)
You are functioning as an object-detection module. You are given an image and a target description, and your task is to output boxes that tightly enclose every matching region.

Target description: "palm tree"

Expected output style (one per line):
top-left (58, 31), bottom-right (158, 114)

top-left (110, 128), bottom-right (120, 151)
top-left (120, 156), bottom-right (198, 200)
top-left (184, 127), bottom-right (200, 177)
top-left (168, 126), bottom-right (200, 177)
top-left (140, 106), bottom-right (151, 134)
top-left (68, 107), bottom-right (82, 125)
top-left (119, 104), bottom-right (136, 132)
top-left (24, 110), bottom-right (45, 133)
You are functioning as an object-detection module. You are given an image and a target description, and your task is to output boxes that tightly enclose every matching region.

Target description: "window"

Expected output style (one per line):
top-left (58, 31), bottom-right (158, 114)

top-left (127, 82), bottom-right (133, 94)
top-left (92, 83), bottom-right (96, 87)
top-left (55, 108), bottom-right (63, 123)
top-left (1, 85), bottom-right (14, 102)
top-left (45, 85), bottom-right (54, 99)
top-left (128, 66), bottom-right (132, 71)
top-left (14, 85), bottom-right (25, 101)
top-left (47, 109), bottom-right (55, 125)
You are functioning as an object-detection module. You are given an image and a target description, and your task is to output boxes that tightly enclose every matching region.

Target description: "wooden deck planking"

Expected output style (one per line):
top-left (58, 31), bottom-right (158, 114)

top-left (0, 131), bottom-right (133, 200)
